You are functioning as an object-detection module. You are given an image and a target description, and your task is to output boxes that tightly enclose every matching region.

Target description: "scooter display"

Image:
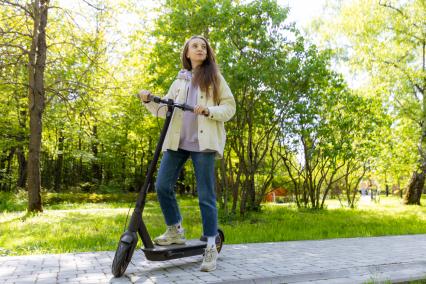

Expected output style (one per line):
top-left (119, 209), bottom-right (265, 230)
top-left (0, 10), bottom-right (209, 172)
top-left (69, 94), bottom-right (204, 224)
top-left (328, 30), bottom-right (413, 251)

top-left (111, 94), bottom-right (224, 277)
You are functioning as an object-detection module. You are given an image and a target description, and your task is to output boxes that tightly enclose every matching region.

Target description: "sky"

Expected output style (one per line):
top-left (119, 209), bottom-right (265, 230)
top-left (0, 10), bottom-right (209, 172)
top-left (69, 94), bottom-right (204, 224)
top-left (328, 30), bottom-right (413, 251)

top-left (278, 0), bottom-right (328, 29)
top-left (58, 0), bottom-right (337, 79)
top-left (110, 0), bottom-right (330, 36)
top-left (59, 0), bottom-right (329, 39)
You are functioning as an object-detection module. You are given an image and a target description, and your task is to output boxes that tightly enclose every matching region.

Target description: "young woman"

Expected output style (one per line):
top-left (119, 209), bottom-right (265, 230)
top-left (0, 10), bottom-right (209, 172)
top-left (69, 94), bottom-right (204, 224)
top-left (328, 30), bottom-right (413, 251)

top-left (138, 35), bottom-right (235, 272)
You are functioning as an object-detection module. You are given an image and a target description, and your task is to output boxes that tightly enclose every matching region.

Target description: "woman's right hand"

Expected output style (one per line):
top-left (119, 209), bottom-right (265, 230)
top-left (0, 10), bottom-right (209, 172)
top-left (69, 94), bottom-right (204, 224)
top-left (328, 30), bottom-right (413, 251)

top-left (138, 90), bottom-right (152, 102)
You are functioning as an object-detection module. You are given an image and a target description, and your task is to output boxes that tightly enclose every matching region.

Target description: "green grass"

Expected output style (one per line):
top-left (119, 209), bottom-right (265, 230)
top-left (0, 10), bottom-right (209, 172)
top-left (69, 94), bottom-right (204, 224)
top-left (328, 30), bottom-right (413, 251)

top-left (364, 278), bottom-right (426, 284)
top-left (0, 191), bottom-right (147, 212)
top-left (0, 194), bottom-right (425, 256)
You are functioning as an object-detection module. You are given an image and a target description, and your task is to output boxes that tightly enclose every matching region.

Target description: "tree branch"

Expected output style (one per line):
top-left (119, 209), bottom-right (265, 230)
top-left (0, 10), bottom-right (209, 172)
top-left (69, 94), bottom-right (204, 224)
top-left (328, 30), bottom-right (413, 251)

top-left (0, 0), bottom-right (34, 18)
top-left (81, 0), bottom-right (105, 11)
top-left (379, 1), bottom-right (420, 29)
top-left (0, 43), bottom-right (30, 55)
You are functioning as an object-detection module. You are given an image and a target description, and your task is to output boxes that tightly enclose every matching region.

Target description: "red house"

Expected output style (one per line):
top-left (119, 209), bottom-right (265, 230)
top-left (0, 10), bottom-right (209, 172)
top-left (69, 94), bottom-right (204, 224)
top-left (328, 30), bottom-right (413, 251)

top-left (264, 188), bottom-right (289, 202)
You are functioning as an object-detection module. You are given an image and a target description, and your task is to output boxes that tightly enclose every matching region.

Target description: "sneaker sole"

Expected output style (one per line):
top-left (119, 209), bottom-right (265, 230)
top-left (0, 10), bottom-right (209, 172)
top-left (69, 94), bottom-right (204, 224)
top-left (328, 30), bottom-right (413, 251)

top-left (200, 264), bottom-right (216, 272)
top-left (154, 239), bottom-right (186, 246)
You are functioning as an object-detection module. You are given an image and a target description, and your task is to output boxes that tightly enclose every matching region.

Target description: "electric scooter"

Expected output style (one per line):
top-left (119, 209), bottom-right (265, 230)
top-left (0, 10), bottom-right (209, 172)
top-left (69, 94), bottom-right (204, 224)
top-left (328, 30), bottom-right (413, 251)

top-left (111, 94), bottom-right (225, 277)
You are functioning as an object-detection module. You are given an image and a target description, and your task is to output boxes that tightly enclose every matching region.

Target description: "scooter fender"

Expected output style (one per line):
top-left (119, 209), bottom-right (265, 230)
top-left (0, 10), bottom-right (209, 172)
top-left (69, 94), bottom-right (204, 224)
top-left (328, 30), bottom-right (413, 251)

top-left (120, 231), bottom-right (137, 245)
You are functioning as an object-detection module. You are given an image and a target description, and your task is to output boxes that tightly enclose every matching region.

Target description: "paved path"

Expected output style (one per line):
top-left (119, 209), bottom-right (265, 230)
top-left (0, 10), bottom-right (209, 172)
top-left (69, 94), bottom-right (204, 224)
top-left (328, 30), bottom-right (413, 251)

top-left (1, 234), bottom-right (426, 284)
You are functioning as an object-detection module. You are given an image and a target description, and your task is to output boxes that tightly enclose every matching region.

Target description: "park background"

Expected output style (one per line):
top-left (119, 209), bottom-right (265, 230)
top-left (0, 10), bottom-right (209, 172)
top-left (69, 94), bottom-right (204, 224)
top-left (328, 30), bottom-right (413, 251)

top-left (0, 0), bottom-right (425, 256)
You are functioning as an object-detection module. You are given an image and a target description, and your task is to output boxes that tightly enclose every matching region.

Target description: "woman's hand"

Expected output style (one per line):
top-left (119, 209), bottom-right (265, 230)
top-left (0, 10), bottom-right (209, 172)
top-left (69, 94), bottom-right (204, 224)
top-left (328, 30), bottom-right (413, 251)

top-left (138, 90), bottom-right (152, 102)
top-left (194, 105), bottom-right (209, 116)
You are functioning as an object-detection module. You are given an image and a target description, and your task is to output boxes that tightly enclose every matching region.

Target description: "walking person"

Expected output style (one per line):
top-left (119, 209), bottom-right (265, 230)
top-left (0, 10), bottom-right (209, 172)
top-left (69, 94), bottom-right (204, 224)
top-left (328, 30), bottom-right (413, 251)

top-left (138, 35), bottom-right (236, 271)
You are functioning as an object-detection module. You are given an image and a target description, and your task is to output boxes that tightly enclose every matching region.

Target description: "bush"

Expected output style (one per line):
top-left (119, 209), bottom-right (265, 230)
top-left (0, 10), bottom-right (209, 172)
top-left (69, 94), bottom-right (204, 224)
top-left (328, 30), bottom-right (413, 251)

top-left (0, 190), bottom-right (160, 212)
top-left (0, 190), bottom-right (27, 212)
top-left (79, 182), bottom-right (98, 192)
top-left (274, 196), bottom-right (293, 204)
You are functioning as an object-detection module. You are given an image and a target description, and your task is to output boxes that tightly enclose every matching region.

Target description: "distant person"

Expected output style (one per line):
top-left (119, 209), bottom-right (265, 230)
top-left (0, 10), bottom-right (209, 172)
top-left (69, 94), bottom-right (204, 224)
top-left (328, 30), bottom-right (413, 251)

top-left (138, 35), bottom-right (236, 272)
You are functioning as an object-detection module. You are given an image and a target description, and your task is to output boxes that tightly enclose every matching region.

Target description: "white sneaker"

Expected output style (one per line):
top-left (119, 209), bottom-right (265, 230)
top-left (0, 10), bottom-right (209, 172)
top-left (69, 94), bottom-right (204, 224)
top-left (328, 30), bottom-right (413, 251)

top-left (200, 246), bottom-right (218, 272)
top-left (154, 226), bottom-right (186, 246)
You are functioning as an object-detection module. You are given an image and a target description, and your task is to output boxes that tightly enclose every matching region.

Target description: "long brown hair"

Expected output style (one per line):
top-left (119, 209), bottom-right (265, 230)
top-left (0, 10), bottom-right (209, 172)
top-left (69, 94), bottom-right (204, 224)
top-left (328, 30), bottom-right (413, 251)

top-left (181, 35), bottom-right (220, 104)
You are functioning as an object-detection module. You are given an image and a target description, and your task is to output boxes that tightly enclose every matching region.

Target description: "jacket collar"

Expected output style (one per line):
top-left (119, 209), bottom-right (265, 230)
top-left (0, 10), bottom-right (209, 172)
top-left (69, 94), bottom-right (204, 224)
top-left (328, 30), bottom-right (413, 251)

top-left (177, 69), bottom-right (192, 81)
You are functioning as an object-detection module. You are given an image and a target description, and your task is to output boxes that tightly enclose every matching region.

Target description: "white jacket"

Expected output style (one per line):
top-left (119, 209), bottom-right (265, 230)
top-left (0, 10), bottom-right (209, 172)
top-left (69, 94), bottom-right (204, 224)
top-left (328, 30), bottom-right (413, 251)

top-left (143, 70), bottom-right (236, 159)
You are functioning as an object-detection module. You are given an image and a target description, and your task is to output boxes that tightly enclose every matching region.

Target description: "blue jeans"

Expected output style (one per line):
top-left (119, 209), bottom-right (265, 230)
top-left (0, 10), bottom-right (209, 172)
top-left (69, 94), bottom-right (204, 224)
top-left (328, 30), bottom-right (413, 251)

top-left (155, 149), bottom-right (218, 237)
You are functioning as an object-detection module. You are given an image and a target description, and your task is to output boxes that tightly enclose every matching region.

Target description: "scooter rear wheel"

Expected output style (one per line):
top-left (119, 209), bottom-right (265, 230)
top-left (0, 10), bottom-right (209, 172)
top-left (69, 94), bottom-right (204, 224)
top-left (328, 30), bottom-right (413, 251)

top-left (216, 229), bottom-right (225, 253)
top-left (112, 242), bottom-right (133, 277)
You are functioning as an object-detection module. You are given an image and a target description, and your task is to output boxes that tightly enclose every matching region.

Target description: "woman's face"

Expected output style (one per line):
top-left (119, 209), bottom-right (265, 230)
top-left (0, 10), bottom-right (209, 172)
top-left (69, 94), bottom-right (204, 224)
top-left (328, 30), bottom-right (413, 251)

top-left (186, 38), bottom-right (207, 67)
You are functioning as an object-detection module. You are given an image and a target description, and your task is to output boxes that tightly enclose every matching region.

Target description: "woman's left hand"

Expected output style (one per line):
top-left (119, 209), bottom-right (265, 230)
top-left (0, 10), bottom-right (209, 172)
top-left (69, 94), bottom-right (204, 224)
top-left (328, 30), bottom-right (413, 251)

top-left (194, 105), bottom-right (209, 116)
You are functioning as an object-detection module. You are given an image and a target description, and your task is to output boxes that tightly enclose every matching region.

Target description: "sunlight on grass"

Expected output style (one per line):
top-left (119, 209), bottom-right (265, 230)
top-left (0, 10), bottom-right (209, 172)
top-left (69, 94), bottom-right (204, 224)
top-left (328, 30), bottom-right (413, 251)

top-left (0, 195), bottom-right (425, 255)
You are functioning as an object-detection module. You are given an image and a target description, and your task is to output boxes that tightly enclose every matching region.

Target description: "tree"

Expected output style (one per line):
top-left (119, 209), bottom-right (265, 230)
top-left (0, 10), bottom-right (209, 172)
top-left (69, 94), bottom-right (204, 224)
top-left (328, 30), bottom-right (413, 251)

top-left (277, 43), bottom-right (343, 209)
top-left (0, 0), bottom-right (51, 211)
top-left (375, 115), bottom-right (417, 198)
top-left (0, 23), bottom-right (28, 191)
top-left (276, 39), bottom-right (388, 209)
top-left (0, 0), bottom-right (120, 208)
top-left (317, 0), bottom-right (426, 205)
top-left (145, 0), bottom-right (298, 214)
top-left (336, 92), bottom-right (390, 208)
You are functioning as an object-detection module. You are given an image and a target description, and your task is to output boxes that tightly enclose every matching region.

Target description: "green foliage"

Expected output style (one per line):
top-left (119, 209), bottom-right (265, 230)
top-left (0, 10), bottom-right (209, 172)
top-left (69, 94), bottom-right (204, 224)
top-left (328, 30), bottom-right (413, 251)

top-left (0, 191), bottom-right (28, 212)
top-left (276, 37), bottom-right (390, 209)
top-left (0, 195), bottom-right (425, 255)
top-left (142, 0), bottom-right (300, 213)
top-left (1, 0), bottom-right (421, 213)
top-left (0, 191), bottom-right (146, 212)
top-left (316, 0), bottom-right (426, 196)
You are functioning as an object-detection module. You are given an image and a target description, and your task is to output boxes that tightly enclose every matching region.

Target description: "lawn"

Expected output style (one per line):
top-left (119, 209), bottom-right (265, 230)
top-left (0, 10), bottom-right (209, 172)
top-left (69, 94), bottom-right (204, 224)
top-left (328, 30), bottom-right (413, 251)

top-left (0, 193), bottom-right (425, 256)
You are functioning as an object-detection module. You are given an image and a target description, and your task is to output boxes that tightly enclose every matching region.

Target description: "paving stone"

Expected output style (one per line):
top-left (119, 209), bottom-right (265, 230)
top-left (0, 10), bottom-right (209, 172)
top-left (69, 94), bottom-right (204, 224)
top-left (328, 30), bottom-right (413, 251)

top-left (36, 272), bottom-right (57, 278)
top-left (0, 268), bottom-right (15, 278)
top-left (36, 279), bottom-right (58, 284)
top-left (1, 235), bottom-right (426, 283)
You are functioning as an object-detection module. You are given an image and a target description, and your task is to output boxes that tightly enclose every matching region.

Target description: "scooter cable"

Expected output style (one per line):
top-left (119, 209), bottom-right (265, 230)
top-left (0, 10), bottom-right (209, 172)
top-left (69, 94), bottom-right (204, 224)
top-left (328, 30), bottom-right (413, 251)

top-left (121, 102), bottom-right (168, 233)
top-left (123, 204), bottom-right (133, 232)
top-left (121, 105), bottom-right (166, 232)
top-left (156, 104), bottom-right (168, 129)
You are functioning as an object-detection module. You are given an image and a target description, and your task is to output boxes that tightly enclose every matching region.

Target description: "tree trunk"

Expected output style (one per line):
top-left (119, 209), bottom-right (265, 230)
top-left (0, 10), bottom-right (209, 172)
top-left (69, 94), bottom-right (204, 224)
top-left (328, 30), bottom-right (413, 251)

top-left (16, 146), bottom-right (27, 188)
top-left (54, 130), bottom-right (64, 191)
top-left (16, 98), bottom-right (28, 188)
top-left (404, 68), bottom-right (426, 204)
top-left (404, 40), bottom-right (426, 204)
top-left (27, 0), bottom-right (49, 212)
top-left (215, 168), bottom-right (222, 205)
top-left (121, 152), bottom-right (126, 184)
top-left (79, 140), bottom-right (83, 182)
top-left (219, 157), bottom-right (229, 214)
top-left (403, 171), bottom-right (424, 205)
top-left (239, 184), bottom-right (247, 216)
top-left (0, 148), bottom-right (15, 191)
top-left (248, 171), bottom-right (256, 210)
top-left (91, 125), bottom-right (102, 183)
top-left (231, 162), bottom-right (240, 215)
top-left (0, 151), bottom-right (6, 191)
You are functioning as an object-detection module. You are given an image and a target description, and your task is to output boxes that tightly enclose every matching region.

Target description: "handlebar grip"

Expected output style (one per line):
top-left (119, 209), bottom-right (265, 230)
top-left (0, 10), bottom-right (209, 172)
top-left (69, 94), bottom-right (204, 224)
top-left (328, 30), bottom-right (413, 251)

top-left (136, 93), bottom-right (198, 113)
top-left (135, 92), bottom-right (156, 103)
top-left (150, 95), bottom-right (162, 103)
top-left (147, 93), bottom-right (154, 101)
top-left (181, 103), bottom-right (194, 112)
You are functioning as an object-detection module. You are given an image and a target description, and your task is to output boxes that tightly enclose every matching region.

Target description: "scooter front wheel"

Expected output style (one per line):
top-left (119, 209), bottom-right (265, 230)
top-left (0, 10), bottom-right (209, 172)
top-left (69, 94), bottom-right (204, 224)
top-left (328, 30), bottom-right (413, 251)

top-left (112, 242), bottom-right (133, 277)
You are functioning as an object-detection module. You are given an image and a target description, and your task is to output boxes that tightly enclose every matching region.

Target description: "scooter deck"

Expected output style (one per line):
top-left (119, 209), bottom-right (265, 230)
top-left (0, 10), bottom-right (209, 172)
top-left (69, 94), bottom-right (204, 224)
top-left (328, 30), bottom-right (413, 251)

top-left (142, 239), bottom-right (207, 261)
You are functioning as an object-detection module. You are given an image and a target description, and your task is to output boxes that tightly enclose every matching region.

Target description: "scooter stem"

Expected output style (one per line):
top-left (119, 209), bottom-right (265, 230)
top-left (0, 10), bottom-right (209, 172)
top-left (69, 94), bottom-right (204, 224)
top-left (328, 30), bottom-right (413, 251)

top-left (136, 102), bottom-right (174, 210)
top-left (128, 101), bottom-right (175, 249)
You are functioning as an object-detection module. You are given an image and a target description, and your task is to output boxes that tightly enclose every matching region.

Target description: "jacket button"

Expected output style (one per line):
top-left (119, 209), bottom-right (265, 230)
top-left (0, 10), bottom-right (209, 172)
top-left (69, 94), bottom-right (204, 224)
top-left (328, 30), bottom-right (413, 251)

top-left (200, 130), bottom-right (203, 133)
top-left (201, 96), bottom-right (204, 99)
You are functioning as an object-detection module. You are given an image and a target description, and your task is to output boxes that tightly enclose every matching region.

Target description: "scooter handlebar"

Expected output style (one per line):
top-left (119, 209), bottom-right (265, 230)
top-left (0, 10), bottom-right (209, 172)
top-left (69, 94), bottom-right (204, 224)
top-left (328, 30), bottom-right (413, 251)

top-left (136, 93), bottom-right (195, 112)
